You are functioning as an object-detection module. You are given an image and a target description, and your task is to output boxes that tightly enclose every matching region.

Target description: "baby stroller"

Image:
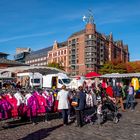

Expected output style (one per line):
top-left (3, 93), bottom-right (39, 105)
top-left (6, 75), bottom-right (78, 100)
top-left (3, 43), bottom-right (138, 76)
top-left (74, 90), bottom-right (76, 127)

top-left (101, 94), bottom-right (119, 124)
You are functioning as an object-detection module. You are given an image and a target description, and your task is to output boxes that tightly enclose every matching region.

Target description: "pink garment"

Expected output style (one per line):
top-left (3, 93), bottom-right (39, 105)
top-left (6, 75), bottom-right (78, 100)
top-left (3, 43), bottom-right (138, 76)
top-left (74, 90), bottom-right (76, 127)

top-left (18, 103), bottom-right (25, 117)
top-left (5, 94), bottom-right (18, 118)
top-left (33, 91), bottom-right (46, 114)
top-left (0, 97), bottom-right (12, 120)
top-left (42, 91), bottom-right (54, 111)
top-left (46, 94), bottom-right (54, 111)
top-left (26, 94), bottom-right (39, 117)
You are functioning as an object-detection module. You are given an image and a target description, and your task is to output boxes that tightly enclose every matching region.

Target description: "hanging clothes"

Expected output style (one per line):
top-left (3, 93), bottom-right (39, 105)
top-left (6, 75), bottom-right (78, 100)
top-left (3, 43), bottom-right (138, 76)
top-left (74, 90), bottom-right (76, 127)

top-left (14, 91), bottom-right (24, 106)
top-left (42, 91), bottom-right (54, 111)
top-left (33, 91), bottom-right (46, 115)
top-left (25, 93), bottom-right (39, 117)
top-left (14, 91), bottom-right (25, 117)
top-left (131, 78), bottom-right (139, 91)
top-left (0, 96), bottom-right (12, 120)
top-left (4, 93), bottom-right (18, 118)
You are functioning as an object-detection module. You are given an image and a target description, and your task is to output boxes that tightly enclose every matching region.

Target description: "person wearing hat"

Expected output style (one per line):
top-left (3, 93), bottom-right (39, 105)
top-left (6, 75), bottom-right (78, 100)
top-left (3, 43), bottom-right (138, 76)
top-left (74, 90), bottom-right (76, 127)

top-left (57, 85), bottom-right (70, 126)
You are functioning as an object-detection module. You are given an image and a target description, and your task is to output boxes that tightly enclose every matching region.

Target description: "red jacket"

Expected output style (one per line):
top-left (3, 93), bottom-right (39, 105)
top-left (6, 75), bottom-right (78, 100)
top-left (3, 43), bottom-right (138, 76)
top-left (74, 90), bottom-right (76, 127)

top-left (106, 86), bottom-right (114, 98)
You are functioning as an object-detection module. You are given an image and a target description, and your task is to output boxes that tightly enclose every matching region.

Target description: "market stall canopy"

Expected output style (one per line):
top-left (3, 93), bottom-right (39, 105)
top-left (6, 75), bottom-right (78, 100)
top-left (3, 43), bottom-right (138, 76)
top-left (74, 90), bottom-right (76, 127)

top-left (0, 66), bottom-right (67, 75)
top-left (85, 72), bottom-right (101, 78)
top-left (100, 73), bottom-right (140, 78)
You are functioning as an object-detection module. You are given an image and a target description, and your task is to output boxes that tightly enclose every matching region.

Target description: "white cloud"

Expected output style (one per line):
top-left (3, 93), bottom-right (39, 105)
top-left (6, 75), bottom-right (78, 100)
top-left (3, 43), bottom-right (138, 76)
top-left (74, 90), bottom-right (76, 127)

top-left (0, 32), bottom-right (53, 43)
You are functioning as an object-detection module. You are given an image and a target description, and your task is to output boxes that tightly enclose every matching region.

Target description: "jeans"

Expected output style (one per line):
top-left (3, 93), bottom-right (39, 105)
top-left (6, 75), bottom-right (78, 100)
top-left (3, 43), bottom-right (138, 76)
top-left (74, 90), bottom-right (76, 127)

top-left (75, 110), bottom-right (84, 127)
top-left (126, 94), bottom-right (135, 110)
top-left (61, 109), bottom-right (68, 125)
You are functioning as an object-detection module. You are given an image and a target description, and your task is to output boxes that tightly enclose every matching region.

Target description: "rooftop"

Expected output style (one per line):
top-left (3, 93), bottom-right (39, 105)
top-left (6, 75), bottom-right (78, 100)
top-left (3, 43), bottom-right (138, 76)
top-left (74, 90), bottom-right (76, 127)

top-left (0, 52), bottom-right (9, 56)
top-left (0, 58), bottom-right (28, 66)
top-left (57, 41), bottom-right (68, 48)
top-left (26, 46), bottom-right (52, 60)
top-left (68, 29), bottom-right (85, 38)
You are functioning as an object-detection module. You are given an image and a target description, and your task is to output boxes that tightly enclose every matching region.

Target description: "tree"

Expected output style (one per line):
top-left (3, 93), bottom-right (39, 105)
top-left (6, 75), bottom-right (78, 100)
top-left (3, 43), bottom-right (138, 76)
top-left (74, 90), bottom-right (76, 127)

top-left (99, 60), bottom-right (140, 74)
top-left (47, 62), bottom-right (64, 70)
top-left (99, 61), bottom-right (127, 74)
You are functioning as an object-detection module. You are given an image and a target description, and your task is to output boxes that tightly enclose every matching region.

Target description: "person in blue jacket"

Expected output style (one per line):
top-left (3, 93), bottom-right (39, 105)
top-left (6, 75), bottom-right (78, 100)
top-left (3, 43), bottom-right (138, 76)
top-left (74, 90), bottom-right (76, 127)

top-left (74, 86), bottom-right (86, 127)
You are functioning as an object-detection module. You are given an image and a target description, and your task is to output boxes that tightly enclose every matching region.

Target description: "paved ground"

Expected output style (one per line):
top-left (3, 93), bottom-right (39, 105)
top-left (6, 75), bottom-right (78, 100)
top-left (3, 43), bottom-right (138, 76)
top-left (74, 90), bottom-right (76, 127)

top-left (0, 99), bottom-right (140, 140)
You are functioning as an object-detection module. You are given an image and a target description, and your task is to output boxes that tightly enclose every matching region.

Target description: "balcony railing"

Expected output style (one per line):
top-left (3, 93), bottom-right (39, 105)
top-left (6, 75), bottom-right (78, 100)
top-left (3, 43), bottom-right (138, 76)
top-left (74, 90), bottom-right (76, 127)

top-left (85, 48), bottom-right (96, 52)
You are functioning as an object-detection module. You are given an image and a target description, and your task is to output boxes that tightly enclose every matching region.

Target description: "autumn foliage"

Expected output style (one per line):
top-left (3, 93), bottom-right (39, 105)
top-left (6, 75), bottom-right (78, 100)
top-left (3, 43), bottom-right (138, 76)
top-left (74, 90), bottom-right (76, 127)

top-left (47, 62), bottom-right (64, 70)
top-left (99, 60), bottom-right (140, 74)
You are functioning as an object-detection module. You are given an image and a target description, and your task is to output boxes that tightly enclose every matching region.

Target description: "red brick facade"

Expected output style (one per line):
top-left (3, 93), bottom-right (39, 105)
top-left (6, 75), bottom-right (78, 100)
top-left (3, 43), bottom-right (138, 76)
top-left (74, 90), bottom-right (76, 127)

top-left (25, 21), bottom-right (129, 76)
top-left (67, 23), bottom-right (129, 76)
top-left (47, 41), bottom-right (68, 72)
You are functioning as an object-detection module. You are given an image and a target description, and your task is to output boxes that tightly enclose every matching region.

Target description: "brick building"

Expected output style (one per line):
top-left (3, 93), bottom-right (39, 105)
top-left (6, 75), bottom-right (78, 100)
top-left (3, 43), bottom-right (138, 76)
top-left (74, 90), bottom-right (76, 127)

top-left (47, 41), bottom-right (68, 72)
top-left (24, 11), bottom-right (129, 76)
top-left (67, 13), bottom-right (129, 76)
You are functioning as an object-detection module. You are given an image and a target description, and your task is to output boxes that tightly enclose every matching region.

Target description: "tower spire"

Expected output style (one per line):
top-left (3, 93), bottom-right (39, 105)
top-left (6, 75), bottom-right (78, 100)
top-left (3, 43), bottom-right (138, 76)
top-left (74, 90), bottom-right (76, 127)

top-left (83, 9), bottom-right (94, 24)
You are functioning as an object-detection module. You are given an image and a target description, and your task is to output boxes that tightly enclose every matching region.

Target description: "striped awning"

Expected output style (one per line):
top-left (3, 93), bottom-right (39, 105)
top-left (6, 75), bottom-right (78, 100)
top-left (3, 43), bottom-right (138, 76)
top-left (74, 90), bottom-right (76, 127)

top-left (100, 73), bottom-right (140, 78)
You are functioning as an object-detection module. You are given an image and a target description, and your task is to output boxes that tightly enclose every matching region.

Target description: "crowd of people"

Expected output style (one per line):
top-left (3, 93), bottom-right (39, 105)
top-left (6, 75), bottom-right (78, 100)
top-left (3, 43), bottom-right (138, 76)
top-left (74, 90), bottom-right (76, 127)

top-left (0, 79), bottom-right (136, 128)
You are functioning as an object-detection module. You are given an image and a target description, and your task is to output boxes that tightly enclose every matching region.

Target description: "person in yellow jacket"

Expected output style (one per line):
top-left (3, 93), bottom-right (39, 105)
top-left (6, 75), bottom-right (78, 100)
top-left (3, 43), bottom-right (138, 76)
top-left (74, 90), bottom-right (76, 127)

top-left (131, 78), bottom-right (139, 91)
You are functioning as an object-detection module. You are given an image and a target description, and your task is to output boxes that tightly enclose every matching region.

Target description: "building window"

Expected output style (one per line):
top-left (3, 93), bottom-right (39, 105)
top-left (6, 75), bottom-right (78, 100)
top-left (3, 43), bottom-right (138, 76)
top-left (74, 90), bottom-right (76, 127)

top-left (77, 59), bottom-right (79, 63)
top-left (64, 56), bottom-right (66, 61)
top-left (61, 51), bottom-right (63, 55)
top-left (89, 35), bottom-right (92, 39)
top-left (71, 66), bottom-right (75, 70)
top-left (64, 50), bottom-right (66, 54)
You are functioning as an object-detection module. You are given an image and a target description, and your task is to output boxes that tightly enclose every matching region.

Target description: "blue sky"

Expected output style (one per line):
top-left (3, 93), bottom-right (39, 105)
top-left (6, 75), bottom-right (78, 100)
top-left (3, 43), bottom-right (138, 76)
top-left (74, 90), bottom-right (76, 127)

top-left (0, 0), bottom-right (140, 61)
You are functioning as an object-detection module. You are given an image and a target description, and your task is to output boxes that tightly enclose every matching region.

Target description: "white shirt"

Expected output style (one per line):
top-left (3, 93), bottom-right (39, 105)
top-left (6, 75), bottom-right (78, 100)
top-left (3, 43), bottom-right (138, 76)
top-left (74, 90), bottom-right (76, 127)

top-left (57, 89), bottom-right (69, 110)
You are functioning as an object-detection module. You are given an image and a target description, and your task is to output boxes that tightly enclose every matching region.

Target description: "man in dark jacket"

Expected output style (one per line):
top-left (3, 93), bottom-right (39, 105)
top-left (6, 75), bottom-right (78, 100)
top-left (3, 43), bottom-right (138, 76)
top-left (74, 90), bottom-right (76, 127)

top-left (75, 86), bottom-right (86, 127)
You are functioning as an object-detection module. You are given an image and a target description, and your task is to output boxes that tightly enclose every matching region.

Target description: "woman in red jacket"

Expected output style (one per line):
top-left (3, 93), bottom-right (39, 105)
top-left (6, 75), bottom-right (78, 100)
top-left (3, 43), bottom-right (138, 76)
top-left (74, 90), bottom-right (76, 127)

top-left (106, 84), bottom-right (114, 98)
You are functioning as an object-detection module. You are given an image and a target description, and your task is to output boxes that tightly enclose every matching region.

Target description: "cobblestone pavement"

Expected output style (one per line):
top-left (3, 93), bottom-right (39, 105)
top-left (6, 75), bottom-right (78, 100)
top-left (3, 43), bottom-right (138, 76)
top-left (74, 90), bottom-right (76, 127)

top-left (0, 99), bottom-right (140, 140)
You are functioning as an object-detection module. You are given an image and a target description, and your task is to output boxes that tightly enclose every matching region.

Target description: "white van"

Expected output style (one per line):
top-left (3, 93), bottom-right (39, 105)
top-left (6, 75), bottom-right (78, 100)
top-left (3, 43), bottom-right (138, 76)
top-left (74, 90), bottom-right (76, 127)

top-left (43, 73), bottom-right (71, 89)
top-left (17, 72), bottom-right (42, 88)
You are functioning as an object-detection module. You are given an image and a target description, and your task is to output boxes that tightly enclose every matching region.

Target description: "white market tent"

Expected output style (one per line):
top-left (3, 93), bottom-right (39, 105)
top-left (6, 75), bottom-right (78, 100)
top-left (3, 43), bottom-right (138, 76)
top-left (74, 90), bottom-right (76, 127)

top-left (0, 66), bottom-right (67, 75)
top-left (100, 73), bottom-right (140, 78)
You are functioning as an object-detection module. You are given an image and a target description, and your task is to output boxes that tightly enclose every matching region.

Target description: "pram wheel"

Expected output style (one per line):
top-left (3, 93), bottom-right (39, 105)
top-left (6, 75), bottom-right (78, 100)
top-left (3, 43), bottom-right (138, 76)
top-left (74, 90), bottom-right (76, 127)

top-left (113, 116), bottom-right (119, 124)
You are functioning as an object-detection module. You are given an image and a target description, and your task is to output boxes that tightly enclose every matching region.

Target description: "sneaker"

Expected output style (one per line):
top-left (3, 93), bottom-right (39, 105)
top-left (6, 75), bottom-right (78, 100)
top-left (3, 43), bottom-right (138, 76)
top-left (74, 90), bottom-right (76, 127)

top-left (63, 124), bottom-right (68, 126)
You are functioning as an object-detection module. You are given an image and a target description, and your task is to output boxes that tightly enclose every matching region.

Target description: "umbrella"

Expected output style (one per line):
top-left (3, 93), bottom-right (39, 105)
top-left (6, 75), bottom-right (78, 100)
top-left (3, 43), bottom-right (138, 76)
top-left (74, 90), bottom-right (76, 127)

top-left (85, 72), bottom-right (101, 78)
